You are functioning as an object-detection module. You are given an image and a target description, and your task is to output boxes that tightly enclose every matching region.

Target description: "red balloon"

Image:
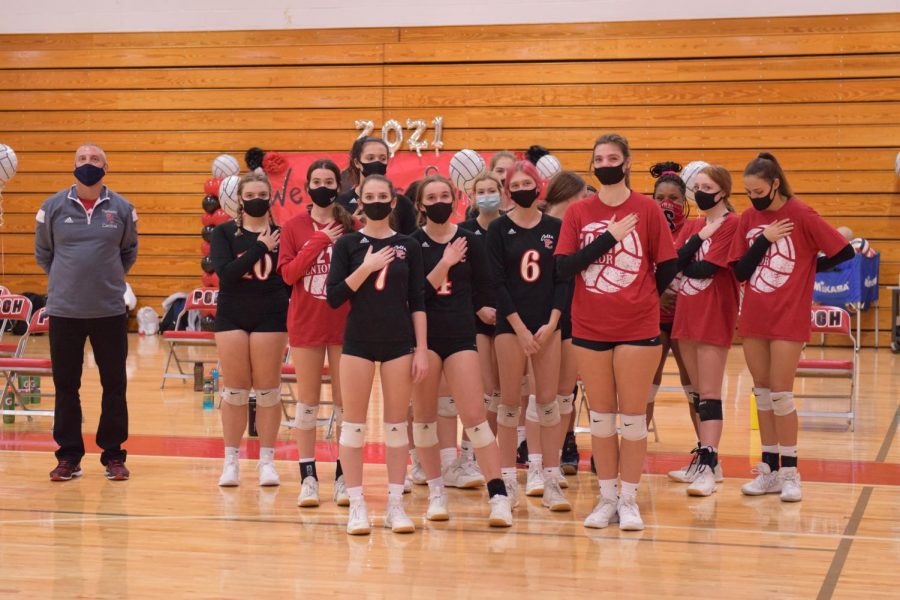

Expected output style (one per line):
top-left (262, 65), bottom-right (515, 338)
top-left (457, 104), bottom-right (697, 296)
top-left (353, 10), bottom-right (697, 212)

top-left (201, 272), bottom-right (219, 288)
top-left (210, 208), bottom-right (231, 225)
top-left (201, 241), bottom-right (211, 255)
top-left (204, 177), bottom-right (222, 197)
top-left (201, 212), bottom-right (216, 227)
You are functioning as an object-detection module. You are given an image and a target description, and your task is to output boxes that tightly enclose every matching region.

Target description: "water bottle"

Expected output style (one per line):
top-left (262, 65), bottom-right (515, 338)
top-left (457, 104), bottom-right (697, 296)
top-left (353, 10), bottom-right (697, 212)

top-left (2, 386), bottom-right (15, 424)
top-left (193, 362), bottom-right (204, 391)
top-left (30, 376), bottom-right (41, 404)
top-left (248, 393), bottom-right (258, 437)
top-left (210, 368), bottom-right (219, 394)
top-left (202, 377), bottom-right (214, 411)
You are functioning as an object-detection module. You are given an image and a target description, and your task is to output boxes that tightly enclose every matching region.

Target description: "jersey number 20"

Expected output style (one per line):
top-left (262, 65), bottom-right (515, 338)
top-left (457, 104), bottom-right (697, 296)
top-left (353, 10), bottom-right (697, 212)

top-left (520, 250), bottom-right (541, 283)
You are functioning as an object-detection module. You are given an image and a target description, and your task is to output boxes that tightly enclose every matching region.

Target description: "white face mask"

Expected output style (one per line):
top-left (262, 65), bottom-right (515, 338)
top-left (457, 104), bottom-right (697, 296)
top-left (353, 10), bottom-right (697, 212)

top-left (476, 194), bottom-right (501, 212)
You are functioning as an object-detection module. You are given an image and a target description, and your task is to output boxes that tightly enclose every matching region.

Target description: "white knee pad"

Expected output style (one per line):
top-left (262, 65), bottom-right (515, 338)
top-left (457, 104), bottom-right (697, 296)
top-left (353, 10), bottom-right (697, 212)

top-left (254, 387), bottom-right (281, 408)
top-left (465, 421), bottom-right (495, 449)
top-left (753, 387), bottom-right (773, 411)
top-left (437, 396), bottom-right (458, 418)
top-left (557, 393), bottom-right (575, 415)
top-left (771, 391), bottom-right (796, 416)
top-left (589, 411), bottom-right (616, 438)
top-left (620, 414), bottom-right (648, 441)
top-left (412, 421), bottom-right (439, 448)
top-left (487, 392), bottom-right (501, 413)
top-left (340, 422), bottom-right (366, 448)
top-left (538, 399), bottom-right (561, 427)
top-left (384, 421), bottom-right (408, 448)
top-left (221, 387), bottom-right (250, 406)
top-left (525, 395), bottom-right (539, 423)
top-left (497, 404), bottom-right (521, 428)
top-left (294, 403), bottom-right (318, 430)
top-left (332, 405), bottom-right (344, 428)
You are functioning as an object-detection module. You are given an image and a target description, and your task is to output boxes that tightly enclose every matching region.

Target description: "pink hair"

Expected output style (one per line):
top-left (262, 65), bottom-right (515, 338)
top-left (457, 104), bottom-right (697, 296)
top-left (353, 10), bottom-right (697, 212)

top-left (504, 160), bottom-right (544, 197)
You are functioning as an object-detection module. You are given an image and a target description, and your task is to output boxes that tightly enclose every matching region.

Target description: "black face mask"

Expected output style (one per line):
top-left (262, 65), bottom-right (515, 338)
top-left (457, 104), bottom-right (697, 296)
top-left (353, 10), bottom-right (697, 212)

top-left (594, 164), bottom-right (626, 186)
top-left (242, 198), bottom-right (270, 218)
top-left (361, 201), bottom-right (392, 221)
top-left (360, 161), bottom-right (388, 177)
top-left (308, 186), bottom-right (338, 208)
top-left (694, 189), bottom-right (721, 211)
top-left (74, 164), bottom-right (105, 186)
top-left (509, 188), bottom-right (539, 209)
top-left (424, 202), bottom-right (453, 224)
top-left (749, 187), bottom-right (776, 211)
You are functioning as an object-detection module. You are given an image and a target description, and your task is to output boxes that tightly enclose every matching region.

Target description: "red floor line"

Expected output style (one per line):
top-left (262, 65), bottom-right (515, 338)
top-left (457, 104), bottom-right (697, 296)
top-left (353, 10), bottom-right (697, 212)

top-left (1, 430), bottom-right (897, 486)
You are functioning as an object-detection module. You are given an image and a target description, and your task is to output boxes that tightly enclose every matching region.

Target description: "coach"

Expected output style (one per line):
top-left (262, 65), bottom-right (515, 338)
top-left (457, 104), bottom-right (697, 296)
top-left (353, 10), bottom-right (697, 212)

top-left (35, 144), bottom-right (138, 482)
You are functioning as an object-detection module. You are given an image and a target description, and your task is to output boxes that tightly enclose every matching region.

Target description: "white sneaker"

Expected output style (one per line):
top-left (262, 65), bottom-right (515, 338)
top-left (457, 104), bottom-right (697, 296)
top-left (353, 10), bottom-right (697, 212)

top-left (384, 499), bottom-right (415, 533)
top-left (668, 446), bottom-right (701, 483)
top-left (257, 461), bottom-right (280, 487)
top-left (460, 455), bottom-right (484, 483)
top-left (404, 475), bottom-right (413, 494)
top-left (779, 467), bottom-right (802, 502)
top-left (617, 494), bottom-right (645, 531)
top-left (501, 473), bottom-right (520, 508)
top-left (218, 457), bottom-right (240, 487)
top-left (297, 477), bottom-right (320, 507)
top-left (584, 497), bottom-right (619, 529)
top-left (426, 492), bottom-right (450, 521)
top-left (333, 475), bottom-right (350, 507)
top-left (557, 472), bottom-right (569, 489)
top-left (488, 494), bottom-right (513, 527)
top-left (410, 459), bottom-right (427, 485)
top-left (541, 478), bottom-right (571, 512)
top-left (686, 464), bottom-right (717, 497)
top-left (346, 499), bottom-right (371, 535)
top-left (525, 462), bottom-right (544, 496)
top-left (741, 463), bottom-right (782, 496)
top-left (443, 456), bottom-right (485, 489)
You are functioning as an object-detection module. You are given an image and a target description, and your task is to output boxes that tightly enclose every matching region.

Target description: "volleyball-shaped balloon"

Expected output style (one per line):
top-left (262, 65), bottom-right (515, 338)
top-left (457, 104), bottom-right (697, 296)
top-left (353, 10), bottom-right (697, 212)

top-left (895, 151), bottom-right (899, 177)
top-left (449, 149), bottom-right (485, 197)
top-left (680, 161), bottom-right (709, 203)
top-left (679, 239), bottom-right (714, 296)
top-left (580, 221), bottom-right (643, 294)
top-left (0, 144), bottom-right (18, 185)
top-left (302, 248), bottom-right (331, 300)
top-left (211, 154), bottom-right (240, 179)
top-left (746, 226), bottom-right (795, 294)
top-left (218, 175), bottom-right (241, 219)
top-left (850, 237), bottom-right (875, 258)
top-left (536, 154), bottom-right (562, 180)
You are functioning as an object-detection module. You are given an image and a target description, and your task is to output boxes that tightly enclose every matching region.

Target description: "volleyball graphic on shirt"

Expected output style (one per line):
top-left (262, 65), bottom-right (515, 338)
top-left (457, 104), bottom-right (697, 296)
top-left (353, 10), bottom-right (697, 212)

top-left (303, 246), bottom-right (332, 300)
top-left (580, 221), bottom-right (642, 294)
top-left (746, 225), bottom-right (796, 293)
top-left (678, 238), bottom-right (714, 296)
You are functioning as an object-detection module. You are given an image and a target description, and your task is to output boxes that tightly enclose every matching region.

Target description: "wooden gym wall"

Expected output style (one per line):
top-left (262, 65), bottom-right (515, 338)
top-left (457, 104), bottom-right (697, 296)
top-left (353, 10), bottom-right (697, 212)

top-left (0, 13), bottom-right (898, 344)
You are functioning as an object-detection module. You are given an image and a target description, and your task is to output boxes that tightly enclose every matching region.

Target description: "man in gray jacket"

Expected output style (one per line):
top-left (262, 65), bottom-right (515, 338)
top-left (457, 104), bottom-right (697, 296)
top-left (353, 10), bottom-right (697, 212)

top-left (35, 144), bottom-right (138, 482)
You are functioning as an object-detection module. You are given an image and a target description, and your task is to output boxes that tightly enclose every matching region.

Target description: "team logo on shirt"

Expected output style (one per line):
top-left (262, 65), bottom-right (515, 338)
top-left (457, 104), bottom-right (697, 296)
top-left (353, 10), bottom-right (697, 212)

top-left (393, 245), bottom-right (407, 260)
top-left (746, 225), bottom-right (795, 293)
top-left (579, 221), bottom-right (642, 294)
top-left (678, 238), bottom-right (714, 296)
top-left (541, 234), bottom-right (555, 250)
top-left (303, 246), bottom-right (332, 300)
top-left (101, 210), bottom-right (118, 229)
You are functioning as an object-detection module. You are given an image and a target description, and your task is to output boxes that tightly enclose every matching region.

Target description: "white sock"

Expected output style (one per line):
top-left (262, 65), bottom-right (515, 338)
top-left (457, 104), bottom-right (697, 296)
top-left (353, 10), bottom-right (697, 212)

top-left (440, 447), bottom-right (457, 468)
top-left (501, 467), bottom-right (517, 479)
top-left (599, 479), bottom-right (617, 501)
top-left (347, 486), bottom-right (364, 501)
top-left (620, 481), bottom-right (639, 498)
top-left (762, 444), bottom-right (779, 454)
top-left (543, 466), bottom-right (560, 481)
top-left (224, 446), bottom-right (240, 459)
top-left (460, 440), bottom-right (473, 459)
top-left (426, 477), bottom-right (444, 497)
top-left (387, 483), bottom-right (405, 500)
top-left (779, 445), bottom-right (798, 457)
top-left (516, 426), bottom-right (526, 446)
top-left (528, 453), bottom-right (543, 467)
top-left (260, 447), bottom-right (275, 463)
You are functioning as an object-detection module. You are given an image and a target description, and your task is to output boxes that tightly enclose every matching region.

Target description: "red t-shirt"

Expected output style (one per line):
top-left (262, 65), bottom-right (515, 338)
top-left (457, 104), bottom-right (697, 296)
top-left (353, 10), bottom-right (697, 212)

top-left (727, 198), bottom-right (847, 342)
top-left (277, 212), bottom-right (359, 347)
top-left (659, 219), bottom-right (685, 325)
top-left (79, 197), bottom-right (98, 212)
top-left (556, 191), bottom-right (676, 342)
top-left (672, 214), bottom-right (740, 347)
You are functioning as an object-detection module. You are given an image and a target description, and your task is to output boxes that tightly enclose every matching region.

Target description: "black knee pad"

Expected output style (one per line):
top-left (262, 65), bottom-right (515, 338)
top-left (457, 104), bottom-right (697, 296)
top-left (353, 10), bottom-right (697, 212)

top-left (697, 398), bottom-right (723, 421)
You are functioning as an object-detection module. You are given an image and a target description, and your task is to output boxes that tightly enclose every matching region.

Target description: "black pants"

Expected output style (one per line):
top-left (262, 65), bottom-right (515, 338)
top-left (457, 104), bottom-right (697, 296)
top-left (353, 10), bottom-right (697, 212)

top-left (49, 314), bottom-right (129, 465)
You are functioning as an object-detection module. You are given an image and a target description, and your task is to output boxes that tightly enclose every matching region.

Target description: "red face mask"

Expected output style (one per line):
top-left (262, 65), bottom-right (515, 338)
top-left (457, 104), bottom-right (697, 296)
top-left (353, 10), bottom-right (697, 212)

top-left (658, 198), bottom-right (686, 233)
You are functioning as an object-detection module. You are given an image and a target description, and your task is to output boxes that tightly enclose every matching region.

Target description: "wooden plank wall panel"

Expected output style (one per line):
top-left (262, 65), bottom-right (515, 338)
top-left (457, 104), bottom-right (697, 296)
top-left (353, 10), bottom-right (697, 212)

top-left (0, 13), bottom-right (898, 342)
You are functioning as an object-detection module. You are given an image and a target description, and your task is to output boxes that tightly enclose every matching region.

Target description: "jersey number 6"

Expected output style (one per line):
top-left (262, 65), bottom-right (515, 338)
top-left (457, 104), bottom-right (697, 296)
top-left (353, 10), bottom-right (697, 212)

top-left (520, 250), bottom-right (541, 283)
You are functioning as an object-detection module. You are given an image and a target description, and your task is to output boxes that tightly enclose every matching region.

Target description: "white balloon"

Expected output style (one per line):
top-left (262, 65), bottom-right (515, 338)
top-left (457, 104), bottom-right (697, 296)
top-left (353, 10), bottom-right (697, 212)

top-left (895, 151), bottom-right (900, 177)
top-left (0, 144), bottom-right (18, 184)
top-left (449, 149), bottom-right (485, 197)
top-left (218, 175), bottom-right (241, 219)
top-left (680, 160), bottom-right (709, 203)
top-left (536, 154), bottom-right (562, 180)
top-left (212, 154), bottom-right (240, 179)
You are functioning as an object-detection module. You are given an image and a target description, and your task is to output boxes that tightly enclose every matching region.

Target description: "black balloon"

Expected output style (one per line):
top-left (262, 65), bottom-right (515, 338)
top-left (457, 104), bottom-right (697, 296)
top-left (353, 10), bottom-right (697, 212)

top-left (201, 225), bottom-right (215, 242)
top-left (202, 194), bottom-right (220, 214)
top-left (200, 314), bottom-right (216, 332)
top-left (201, 255), bottom-right (215, 273)
top-left (245, 147), bottom-right (266, 170)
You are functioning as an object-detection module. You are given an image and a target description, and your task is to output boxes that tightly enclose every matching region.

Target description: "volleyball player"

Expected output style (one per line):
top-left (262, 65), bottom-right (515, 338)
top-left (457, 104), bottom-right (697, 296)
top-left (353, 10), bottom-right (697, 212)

top-left (730, 152), bottom-right (852, 502)
top-left (555, 134), bottom-right (677, 530)
top-left (670, 165), bottom-right (740, 496)
top-left (210, 172), bottom-right (289, 488)
top-left (487, 160), bottom-right (570, 511)
top-left (326, 174), bottom-right (428, 534)
top-left (488, 151), bottom-right (517, 211)
top-left (277, 159), bottom-right (357, 508)
top-left (409, 174), bottom-right (513, 526)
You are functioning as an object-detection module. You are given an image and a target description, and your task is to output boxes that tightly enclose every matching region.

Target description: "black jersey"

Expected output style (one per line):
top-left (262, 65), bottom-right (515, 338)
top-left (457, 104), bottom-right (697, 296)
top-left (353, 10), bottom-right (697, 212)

top-left (326, 231), bottom-right (425, 344)
top-left (486, 213), bottom-right (567, 334)
top-left (411, 226), bottom-right (492, 341)
top-left (336, 190), bottom-right (418, 235)
top-left (459, 217), bottom-right (488, 239)
top-left (209, 220), bottom-right (288, 298)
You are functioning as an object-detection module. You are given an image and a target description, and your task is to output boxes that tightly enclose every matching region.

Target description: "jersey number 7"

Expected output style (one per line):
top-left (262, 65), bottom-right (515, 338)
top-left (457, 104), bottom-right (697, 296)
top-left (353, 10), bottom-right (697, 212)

top-left (374, 264), bottom-right (389, 291)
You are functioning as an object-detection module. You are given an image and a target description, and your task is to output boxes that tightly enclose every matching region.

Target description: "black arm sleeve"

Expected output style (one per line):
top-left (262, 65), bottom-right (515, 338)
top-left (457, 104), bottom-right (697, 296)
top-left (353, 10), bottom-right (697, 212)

top-left (816, 244), bottom-right (854, 273)
top-left (469, 236), bottom-right (494, 312)
top-left (732, 235), bottom-right (773, 282)
top-left (487, 225), bottom-right (516, 318)
top-left (407, 241), bottom-right (426, 313)
top-left (682, 260), bottom-right (719, 279)
top-left (325, 238), bottom-right (354, 308)
top-left (209, 228), bottom-right (268, 286)
top-left (555, 231), bottom-right (618, 280)
top-left (655, 259), bottom-right (678, 295)
top-left (676, 234), bottom-right (704, 271)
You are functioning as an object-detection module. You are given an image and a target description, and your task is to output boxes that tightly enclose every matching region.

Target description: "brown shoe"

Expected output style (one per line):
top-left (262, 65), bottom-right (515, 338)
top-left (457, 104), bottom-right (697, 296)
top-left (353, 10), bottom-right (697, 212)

top-left (105, 459), bottom-right (130, 481)
top-left (50, 460), bottom-right (83, 481)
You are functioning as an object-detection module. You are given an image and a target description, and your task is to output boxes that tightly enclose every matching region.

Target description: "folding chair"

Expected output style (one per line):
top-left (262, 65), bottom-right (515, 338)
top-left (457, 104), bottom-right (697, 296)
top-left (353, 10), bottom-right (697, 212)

top-left (160, 287), bottom-right (218, 389)
top-left (0, 305), bottom-right (54, 419)
top-left (574, 377), bottom-right (659, 442)
top-left (0, 287), bottom-right (26, 357)
top-left (796, 306), bottom-right (858, 431)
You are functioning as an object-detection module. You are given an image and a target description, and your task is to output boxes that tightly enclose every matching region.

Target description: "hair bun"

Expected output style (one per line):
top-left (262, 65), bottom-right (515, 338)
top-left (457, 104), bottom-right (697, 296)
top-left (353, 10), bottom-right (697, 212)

top-left (649, 161), bottom-right (683, 178)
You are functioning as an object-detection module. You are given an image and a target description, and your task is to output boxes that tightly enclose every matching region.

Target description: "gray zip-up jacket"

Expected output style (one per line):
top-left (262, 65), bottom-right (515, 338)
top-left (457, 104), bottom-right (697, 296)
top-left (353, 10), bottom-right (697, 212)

top-left (34, 185), bottom-right (139, 319)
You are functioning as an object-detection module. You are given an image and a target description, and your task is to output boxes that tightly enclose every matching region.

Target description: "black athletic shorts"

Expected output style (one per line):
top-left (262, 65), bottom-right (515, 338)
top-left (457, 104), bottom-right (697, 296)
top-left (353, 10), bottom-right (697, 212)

top-left (215, 293), bottom-right (288, 333)
top-left (428, 337), bottom-right (477, 361)
top-left (560, 313), bottom-right (572, 341)
top-left (343, 339), bottom-right (414, 363)
top-left (572, 336), bottom-right (661, 352)
top-left (475, 317), bottom-right (496, 338)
